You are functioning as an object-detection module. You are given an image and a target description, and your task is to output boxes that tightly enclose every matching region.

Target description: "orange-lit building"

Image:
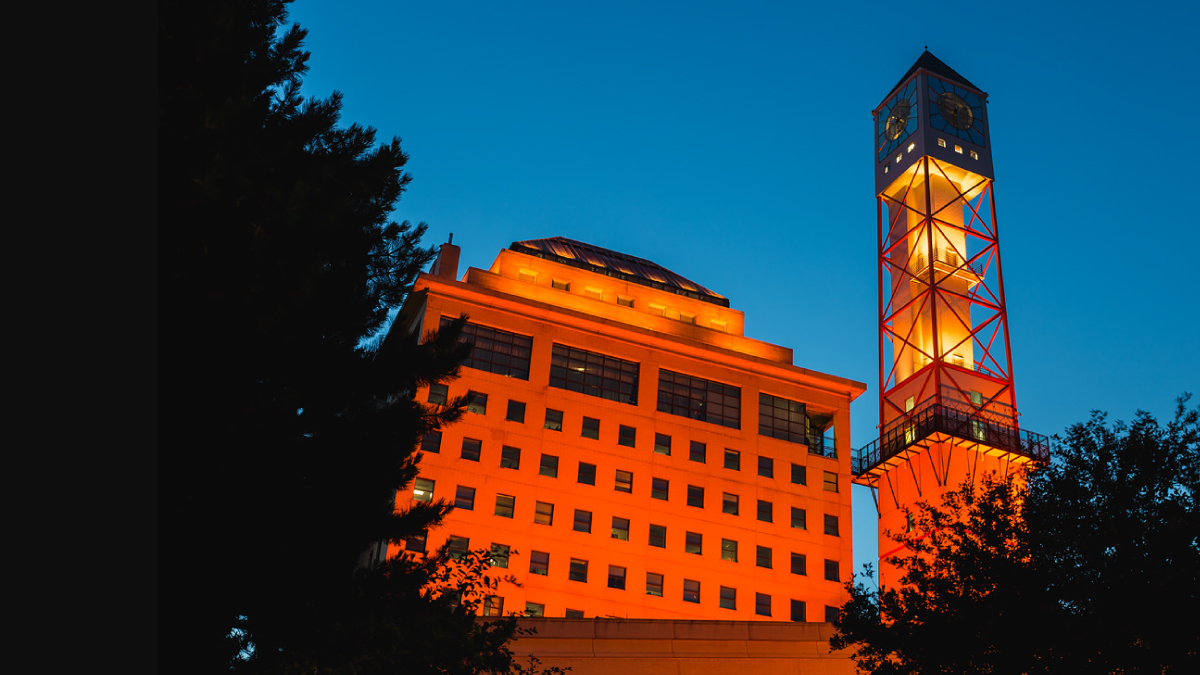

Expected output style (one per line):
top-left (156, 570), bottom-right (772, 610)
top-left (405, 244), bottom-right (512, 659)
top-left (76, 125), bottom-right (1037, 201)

top-left (390, 236), bottom-right (866, 622)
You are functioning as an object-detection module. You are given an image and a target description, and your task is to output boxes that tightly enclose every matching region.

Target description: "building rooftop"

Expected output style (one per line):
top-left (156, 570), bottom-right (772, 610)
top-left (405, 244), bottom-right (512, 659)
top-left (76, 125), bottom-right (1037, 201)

top-left (880, 49), bottom-right (983, 107)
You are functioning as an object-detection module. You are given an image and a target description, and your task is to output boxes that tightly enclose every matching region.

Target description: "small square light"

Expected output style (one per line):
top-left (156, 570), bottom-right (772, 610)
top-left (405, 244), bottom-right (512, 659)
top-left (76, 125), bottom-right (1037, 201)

top-left (907, 142), bottom-right (915, 152)
top-left (937, 138), bottom-right (946, 148)
top-left (954, 145), bottom-right (963, 154)
top-left (970, 150), bottom-right (978, 160)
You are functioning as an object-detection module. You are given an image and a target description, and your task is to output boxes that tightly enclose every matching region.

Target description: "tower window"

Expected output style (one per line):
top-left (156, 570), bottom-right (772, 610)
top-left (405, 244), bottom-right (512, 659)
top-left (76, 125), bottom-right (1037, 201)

top-left (529, 551), bottom-right (549, 575)
top-left (550, 343), bottom-right (640, 405)
top-left (420, 431), bottom-right (441, 455)
top-left (825, 514), bottom-right (840, 536)
top-left (506, 400), bottom-right (526, 423)
top-left (649, 524), bottom-right (667, 548)
top-left (954, 145), bottom-right (963, 154)
top-left (461, 438), bottom-right (481, 462)
top-left (687, 485), bottom-right (704, 508)
top-left (724, 449), bottom-right (741, 470)
top-left (683, 579), bottom-right (700, 603)
top-left (721, 538), bottom-right (738, 562)
top-left (970, 150), bottom-right (979, 160)
top-left (646, 572), bottom-right (664, 597)
top-left (611, 516), bottom-right (630, 540)
top-left (825, 559), bottom-right (839, 582)
top-left (791, 507), bottom-right (807, 530)
top-left (577, 461), bottom-right (596, 485)
top-left (490, 543), bottom-right (510, 568)
top-left (618, 425), bottom-right (637, 448)
top-left (428, 383), bottom-right (448, 405)
top-left (569, 559), bottom-right (588, 582)
top-left (573, 509), bottom-right (592, 533)
top-left (651, 477), bottom-right (669, 501)
top-left (539, 454), bottom-right (559, 478)
top-left (790, 600), bottom-right (806, 622)
top-left (685, 531), bottom-right (702, 555)
top-left (494, 494), bottom-right (515, 518)
top-left (756, 545), bottom-right (773, 569)
top-left (582, 416), bottom-right (600, 439)
top-left (937, 138), bottom-right (947, 148)
top-left (756, 593), bottom-right (772, 617)
top-left (615, 470), bottom-right (633, 493)
top-left (719, 586), bottom-right (737, 610)
top-left (791, 552), bottom-right (807, 575)
top-left (534, 501), bottom-right (554, 526)
top-left (758, 456), bottom-right (774, 478)
top-left (722, 493), bottom-right (739, 515)
top-left (544, 409), bottom-right (563, 431)
top-left (413, 478), bottom-right (434, 503)
top-left (608, 565), bottom-right (626, 589)
top-left (657, 369), bottom-right (741, 429)
top-left (689, 441), bottom-right (706, 463)
top-left (654, 433), bottom-right (671, 455)
top-left (500, 445), bottom-right (520, 469)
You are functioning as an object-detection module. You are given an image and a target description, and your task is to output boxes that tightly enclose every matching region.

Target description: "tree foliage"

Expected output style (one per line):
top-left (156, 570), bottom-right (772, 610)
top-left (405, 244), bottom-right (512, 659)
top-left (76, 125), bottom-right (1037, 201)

top-left (832, 395), bottom-right (1199, 674)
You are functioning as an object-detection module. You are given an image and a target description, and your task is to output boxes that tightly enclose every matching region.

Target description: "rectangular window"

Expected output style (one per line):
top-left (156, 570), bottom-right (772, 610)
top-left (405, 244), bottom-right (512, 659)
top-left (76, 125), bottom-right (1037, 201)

top-left (687, 485), bottom-right (704, 508)
top-left (525, 602), bottom-right (544, 617)
top-left (549, 343), bottom-right (640, 405)
top-left (791, 552), bottom-right (806, 575)
top-left (618, 425), bottom-right (637, 448)
top-left (646, 572), bottom-right (664, 597)
top-left (791, 507), bottom-right (807, 530)
top-left (506, 400), bottom-right (526, 423)
top-left (649, 524), bottom-right (667, 548)
top-left (790, 599), bottom-right (805, 622)
top-left (657, 369), bottom-right (741, 429)
top-left (683, 579), bottom-right (700, 603)
top-left (722, 493), bottom-right (739, 515)
top-left (791, 463), bottom-right (807, 485)
top-left (413, 478), bottom-right (434, 503)
top-left (824, 471), bottom-right (839, 493)
top-left (565, 609), bottom-right (584, 618)
top-left (569, 558), bottom-right (588, 582)
top-left (758, 456), bottom-right (773, 478)
top-left (759, 393), bottom-right (807, 444)
top-left (756, 545), bottom-right (772, 569)
top-left (539, 454), bottom-right (559, 478)
top-left (724, 449), bottom-right (740, 470)
top-left (534, 501), bottom-right (554, 526)
top-left (617, 295), bottom-right (634, 308)
top-left (494, 494), bottom-right (515, 518)
top-left (483, 595), bottom-right (504, 617)
top-left (460, 438), bottom-right (481, 462)
top-left (420, 431), bottom-right (441, 454)
top-left (685, 531), bottom-right (702, 555)
top-left (824, 514), bottom-right (839, 537)
top-left (467, 391), bottom-right (487, 415)
top-left (679, 311), bottom-right (696, 325)
top-left (615, 470), bottom-right (633, 493)
top-left (490, 543), bottom-right (510, 568)
top-left (442, 318), bottom-right (533, 380)
top-left (608, 565), bottom-right (626, 590)
top-left (651, 477), bottom-right (669, 501)
top-left (757, 500), bottom-right (773, 523)
top-left (573, 509), bottom-right (592, 533)
top-left (611, 517), bottom-right (630, 540)
top-left (500, 445), bottom-right (520, 470)
top-left (454, 486), bottom-right (475, 510)
top-left (529, 551), bottom-right (549, 575)
top-left (446, 535), bottom-right (469, 560)
top-left (825, 559), bottom-right (839, 582)
top-left (582, 416), bottom-right (600, 440)
top-left (689, 441), bottom-right (706, 463)
top-left (654, 433), bottom-right (671, 455)
top-left (755, 593), bottom-right (771, 617)
top-left (825, 606), bottom-right (840, 622)
top-left (404, 533), bottom-right (426, 553)
top-left (577, 461), bottom-right (596, 485)
top-left (544, 408), bottom-right (563, 431)
top-left (719, 586), bottom-right (736, 610)
top-left (721, 538), bottom-right (738, 562)
top-left (428, 383), bottom-right (448, 405)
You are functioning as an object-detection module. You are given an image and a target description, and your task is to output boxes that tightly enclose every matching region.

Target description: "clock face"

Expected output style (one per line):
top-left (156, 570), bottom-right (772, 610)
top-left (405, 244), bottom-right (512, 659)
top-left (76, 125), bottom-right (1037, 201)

top-left (928, 76), bottom-right (985, 146)
top-left (877, 80), bottom-right (918, 162)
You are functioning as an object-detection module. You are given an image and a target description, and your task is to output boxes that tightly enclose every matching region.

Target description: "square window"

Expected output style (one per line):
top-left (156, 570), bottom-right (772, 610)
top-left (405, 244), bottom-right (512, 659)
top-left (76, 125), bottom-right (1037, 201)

top-left (791, 507), bottom-right (807, 529)
top-left (687, 485), bottom-right (704, 508)
top-left (404, 533), bottom-right (426, 553)
top-left (970, 150), bottom-right (979, 160)
top-left (824, 514), bottom-right (839, 537)
top-left (467, 392), bottom-right (487, 415)
top-left (683, 579), bottom-right (700, 603)
top-left (758, 456), bottom-right (773, 478)
top-left (569, 558), bottom-right (588, 582)
top-left (524, 602), bottom-right (544, 617)
top-left (757, 500), bottom-right (773, 523)
top-left (544, 409), bottom-right (563, 431)
top-left (490, 543), bottom-right (510, 568)
top-left (529, 551), bottom-right (549, 575)
top-left (791, 552), bottom-right (806, 576)
top-left (539, 454), bottom-right (559, 478)
top-left (756, 545), bottom-right (772, 569)
top-left (494, 494), bottom-right (515, 518)
top-left (824, 471), bottom-right (839, 492)
top-left (500, 445), bottom-right (520, 470)
top-left (582, 416), bottom-right (600, 439)
top-left (654, 433), bottom-right (671, 455)
top-left (651, 477), bottom-right (669, 501)
top-left (646, 572), bottom-right (664, 597)
top-left (791, 463), bottom-right (807, 485)
top-left (573, 509), bottom-right (592, 533)
top-left (689, 441), bottom-right (706, 463)
top-left (611, 517), bottom-right (630, 541)
top-left (618, 425), bottom-right (637, 448)
top-left (534, 501), bottom-right (554, 526)
top-left (755, 593), bottom-right (771, 617)
top-left (506, 400), bottom-right (526, 423)
top-left (825, 559), bottom-right (839, 582)
top-left (446, 535), bottom-right (469, 560)
top-left (790, 599), bottom-right (805, 622)
top-left (649, 524), bottom-right (667, 548)
top-left (577, 461), bottom-right (596, 485)
top-left (721, 538), bottom-right (738, 562)
top-left (722, 493), bottom-right (739, 515)
top-left (428, 383), bottom-right (448, 405)
top-left (685, 531), bottom-right (702, 555)
top-left (420, 431), bottom-right (441, 454)
top-left (825, 606), bottom-right (840, 622)
top-left (483, 595), bottom-right (504, 616)
top-left (937, 137), bottom-right (947, 148)
top-left (608, 565), bottom-right (626, 590)
top-left (564, 608), bottom-right (584, 618)
top-left (615, 470), bottom-right (633, 493)
top-left (413, 478), bottom-right (434, 503)
top-left (460, 438), bottom-right (481, 462)
top-left (454, 486), bottom-right (475, 510)
top-left (719, 586), bottom-right (736, 610)
top-left (724, 448), bottom-right (740, 470)
top-left (954, 144), bottom-right (963, 154)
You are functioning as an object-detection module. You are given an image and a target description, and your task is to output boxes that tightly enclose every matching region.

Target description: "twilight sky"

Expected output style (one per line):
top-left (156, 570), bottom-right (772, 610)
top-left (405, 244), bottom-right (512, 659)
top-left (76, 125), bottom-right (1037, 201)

top-left (285, 0), bottom-right (1199, 580)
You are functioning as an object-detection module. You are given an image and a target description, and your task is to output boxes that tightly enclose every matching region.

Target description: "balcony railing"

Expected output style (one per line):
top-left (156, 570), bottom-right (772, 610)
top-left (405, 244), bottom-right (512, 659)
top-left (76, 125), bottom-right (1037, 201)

top-left (807, 433), bottom-right (837, 459)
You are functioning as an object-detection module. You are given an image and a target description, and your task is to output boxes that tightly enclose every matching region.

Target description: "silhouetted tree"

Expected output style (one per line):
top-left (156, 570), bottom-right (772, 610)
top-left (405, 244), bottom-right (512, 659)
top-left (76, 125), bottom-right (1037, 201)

top-left (832, 395), bottom-right (1198, 674)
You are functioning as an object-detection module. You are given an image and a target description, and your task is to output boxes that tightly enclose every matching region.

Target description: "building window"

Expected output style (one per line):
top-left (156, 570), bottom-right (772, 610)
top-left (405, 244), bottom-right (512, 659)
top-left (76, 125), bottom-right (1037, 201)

top-left (649, 524), bottom-right (667, 548)
top-left (552, 279), bottom-right (570, 291)
top-left (907, 512), bottom-right (916, 533)
top-left (584, 286), bottom-right (603, 301)
top-left (679, 311), bottom-right (696, 325)
top-left (490, 543), bottom-right (510, 568)
top-left (565, 608), bottom-right (584, 618)
top-left (611, 517), bottom-right (630, 540)
top-left (648, 303), bottom-right (666, 317)
top-left (404, 533), bottom-right (426, 553)
top-left (719, 586), bottom-right (736, 610)
top-left (467, 392), bottom-right (487, 415)
top-left (683, 579), bottom-right (700, 603)
top-left (687, 485), bottom-right (704, 508)
top-left (646, 572), bottom-right (664, 597)
top-left (657, 369), bottom-right (741, 429)
top-left (755, 593), bottom-right (771, 617)
top-left (446, 535), bottom-right (469, 560)
top-left (460, 438), bottom-right (481, 462)
top-left (791, 552), bottom-right (806, 576)
top-left (529, 551), bottom-right (549, 575)
top-left (525, 602), bottom-right (544, 617)
top-left (454, 486), bottom-right (475, 511)
top-left (758, 456), bottom-right (773, 478)
top-left (654, 433), bottom-right (671, 455)
top-left (937, 137), bottom-right (947, 148)
top-left (569, 558), bottom-right (588, 582)
top-left (791, 463), bottom-right (807, 485)
top-left (824, 471), bottom-right (839, 493)
top-left (582, 416), bottom-right (600, 440)
top-left (544, 409), bottom-right (563, 431)
top-left (482, 595), bottom-right (504, 617)
top-left (756, 546), bottom-right (772, 569)
top-left (506, 400), bottom-right (526, 423)
top-left (724, 448), bottom-right (740, 470)
top-left (420, 431), bottom-right (441, 454)
top-left (573, 509), bottom-right (592, 533)
top-left (615, 470), bottom-right (633, 493)
top-left (759, 393), bottom-right (806, 444)
top-left (608, 565), bottom-right (626, 590)
top-left (685, 531), bottom-right (702, 555)
top-left (689, 440), bottom-right (706, 463)
top-left (617, 295), bottom-right (634, 308)
top-left (618, 425), bottom-right (637, 448)
top-left (969, 150), bottom-right (979, 160)
top-left (791, 507), bottom-right (807, 530)
top-left (721, 539), bottom-right (738, 562)
top-left (577, 461), bottom-right (596, 485)
top-left (494, 494), bottom-right (515, 518)
top-left (790, 600), bottom-right (805, 622)
top-left (413, 478), bottom-right (434, 503)
top-left (825, 514), bottom-right (839, 537)
top-left (757, 500), bottom-right (773, 523)
top-left (954, 144), bottom-right (963, 154)
top-left (500, 446), bottom-right (520, 470)
top-left (443, 318), bottom-right (534, 380)
top-left (825, 559), bottom-right (839, 582)
top-left (539, 454), bottom-right (559, 478)
top-left (722, 493), bottom-right (739, 515)
top-left (825, 606), bottom-right (840, 622)
top-left (534, 501), bottom-right (554, 526)
top-left (549, 343), bottom-right (640, 405)
top-left (428, 383), bottom-right (448, 405)
top-left (651, 477), bottom-right (669, 501)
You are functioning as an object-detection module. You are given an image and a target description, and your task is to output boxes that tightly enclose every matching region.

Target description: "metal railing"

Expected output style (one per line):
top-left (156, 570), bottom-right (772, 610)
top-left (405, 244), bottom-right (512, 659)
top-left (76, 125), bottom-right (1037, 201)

top-left (807, 433), bottom-right (837, 459)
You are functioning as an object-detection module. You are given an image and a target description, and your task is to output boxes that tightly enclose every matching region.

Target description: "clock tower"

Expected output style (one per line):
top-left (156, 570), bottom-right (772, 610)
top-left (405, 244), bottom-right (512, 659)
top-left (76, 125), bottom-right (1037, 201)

top-left (853, 51), bottom-right (1049, 588)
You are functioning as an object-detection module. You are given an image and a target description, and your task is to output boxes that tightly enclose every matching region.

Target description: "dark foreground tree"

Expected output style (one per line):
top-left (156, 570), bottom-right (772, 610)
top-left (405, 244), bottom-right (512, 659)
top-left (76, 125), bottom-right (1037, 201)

top-left (832, 395), bottom-right (1199, 674)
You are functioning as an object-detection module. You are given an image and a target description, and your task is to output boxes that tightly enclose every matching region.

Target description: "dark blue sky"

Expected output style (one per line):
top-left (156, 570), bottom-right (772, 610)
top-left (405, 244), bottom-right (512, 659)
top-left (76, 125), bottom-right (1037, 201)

top-left (285, 0), bottom-right (1199, 577)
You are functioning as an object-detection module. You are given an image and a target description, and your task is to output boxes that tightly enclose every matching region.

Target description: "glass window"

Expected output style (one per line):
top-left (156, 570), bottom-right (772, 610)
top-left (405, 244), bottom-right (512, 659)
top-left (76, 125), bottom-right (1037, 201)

top-left (489, 543), bottom-right (510, 568)
top-left (722, 493), bottom-right (739, 515)
top-left (608, 565), bottom-right (626, 590)
top-left (825, 606), bottom-right (840, 622)
top-left (721, 538), bottom-right (738, 562)
top-left (687, 485), bottom-right (704, 508)
top-left (549, 343), bottom-right (640, 404)
top-left (657, 369), bottom-right (741, 429)
top-left (539, 454), bottom-right (559, 478)
top-left (413, 478), bottom-right (434, 503)
top-left (467, 392), bottom-right (487, 415)
top-left (529, 551), bottom-right (549, 575)
top-left (618, 425), bottom-right (637, 448)
top-left (582, 416), bottom-right (600, 440)
top-left (756, 545), bottom-right (772, 569)
top-left (759, 392), bottom-right (807, 443)
top-left (654, 433), bottom-right (671, 455)
top-left (483, 596), bottom-right (504, 617)
top-left (689, 440), bottom-right (706, 463)
top-left (611, 517), bottom-right (630, 541)
top-left (564, 609), bottom-right (584, 618)
top-left (460, 438), bottom-right (481, 462)
top-left (506, 400), bottom-right (526, 423)
top-left (420, 431), bottom-right (441, 454)
top-left (824, 471), bottom-right (839, 493)
top-left (524, 602), bottom-right (544, 617)
top-left (724, 449), bottom-right (740, 470)
top-left (494, 494), bottom-right (515, 518)
top-left (454, 486), bottom-right (475, 510)
top-left (649, 524), bottom-right (666, 548)
top-left (446, 535), bottom-right (469, 560)
top-left (791, 552), bottom-right (806, 576)
top-left (442, 317), bottom-right (533, 380)
top-left (428, 383), bottom-right (448, 405)
top-left (404, 533), bottom-right (426, 553)
top-left (719, 586), bottom-right (736, 610)
top-left (791, 507), bottom-right (807, 530)
top-left (573, 509), bottom-right (592, 533)
top-left (825, 514), bottom-right (839, 537)
top-left (757, 500), bottom-right (773, 523)
top-left (790, 599), bottom-right (805, 622)
top-left (615, 470), bottom-right (633, 493)
top-left (685, 531), bottom-right (702, 555)
top-left (651, 477), bottom-right (669, 501)
top-left (683, 579), bottom-right (700, 603)
top-left (758, 456), bottom-right (773, 478)
top-left (534, 501), bottom-right (554, 526)
top-left (544, 408), bottom-right (563, 431)
top-left (825, 559), bottom-right (839, 582)
top-left (569, 558), bottom-right (588, 582)
top-left (791, 463), bottom-right (807, 485)
top-left (500, 445), bottom-right (520, 469)
top-left (577, 461), bottom-right (596, 485)
top-left (755, 593), bottom-right (771, 617)
top-left (646, 572), bottom-right (664, 597)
